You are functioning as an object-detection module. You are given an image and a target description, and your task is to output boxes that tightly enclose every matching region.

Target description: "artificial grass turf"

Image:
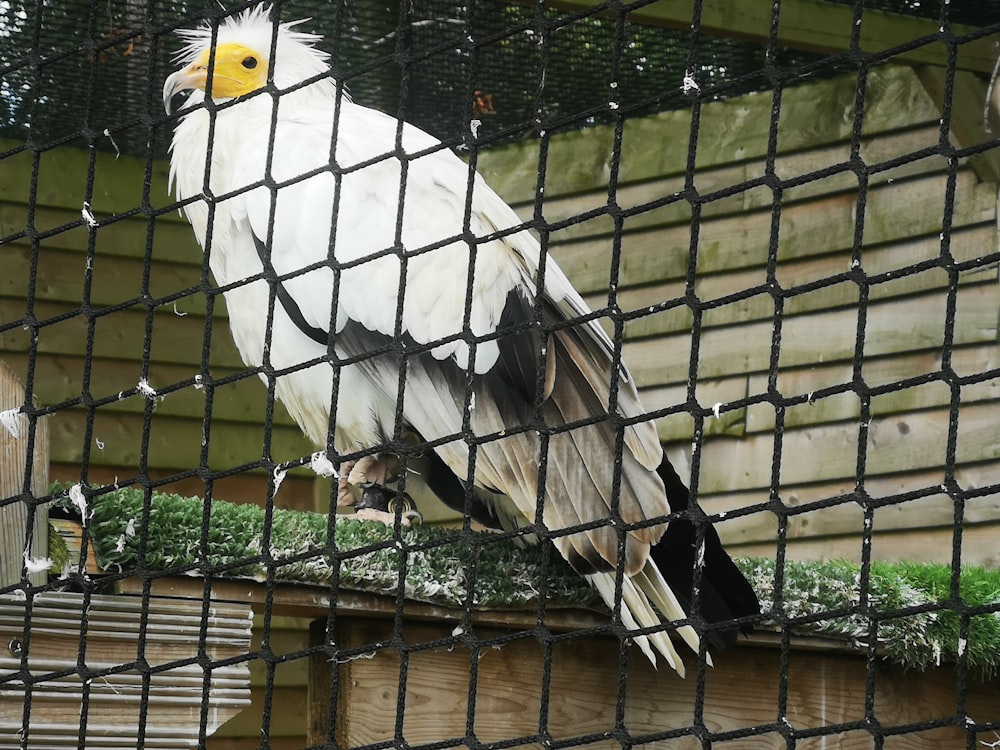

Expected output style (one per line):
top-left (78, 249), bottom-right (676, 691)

top-left (55, 485), bottom-right (1000, 675)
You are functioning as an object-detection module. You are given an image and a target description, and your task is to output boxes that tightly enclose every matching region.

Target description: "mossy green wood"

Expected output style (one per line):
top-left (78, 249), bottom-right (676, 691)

top-left (552, 0), bottom-right (999, 74)
top-left (477, 67), bottom-right (947, 202)
top-left (0, 139), bottom-right (178, 217)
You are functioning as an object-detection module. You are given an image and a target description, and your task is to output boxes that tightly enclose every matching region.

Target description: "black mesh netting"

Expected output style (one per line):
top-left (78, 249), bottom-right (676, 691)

top-left (2, 0), bottom-right (1000, 749)
top-left (2, 0), bottom-right (957, 155)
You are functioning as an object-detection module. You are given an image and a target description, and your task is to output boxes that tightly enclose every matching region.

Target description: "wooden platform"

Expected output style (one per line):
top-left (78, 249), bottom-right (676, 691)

top-left (114, 576), bottom-right (1000, 750)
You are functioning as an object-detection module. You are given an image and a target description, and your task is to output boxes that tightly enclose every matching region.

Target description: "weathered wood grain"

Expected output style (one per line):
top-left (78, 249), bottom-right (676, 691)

top-left (519, 125), bottom-right (950, 244)
top-left (733, 522), bottom-right (1000, 568)
top-left (41, 408), bottom-right (315, 475)
top-left (622, 281), bottom-right (998, 390)
top-left (0, 139), bottom-right (179, 216)
top-left (699, 463), bottom-right (1000, 546)
top-left (0, 353), bottom-right (301, 429)
top-left (326, 616), bottom-right (1000, 750)
top-left (0, 362), bottom-right (48, 586)
top-left (551, 0), bottom-right (999, 73)
top-left (686, 401), bottom-right (1000, 494)
top-left (478, 67), bottom-right (949, 201)
top-left (553, 168), bottom-right (995, 295)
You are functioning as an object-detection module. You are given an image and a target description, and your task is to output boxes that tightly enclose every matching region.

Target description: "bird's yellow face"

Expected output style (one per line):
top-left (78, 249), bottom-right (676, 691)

top-left (163, 42), bottom-right (268, 112)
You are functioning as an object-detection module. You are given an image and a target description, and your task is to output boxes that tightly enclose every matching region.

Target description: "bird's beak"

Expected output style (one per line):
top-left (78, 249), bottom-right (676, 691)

top-left (162, 67), bottom-right (206, 115)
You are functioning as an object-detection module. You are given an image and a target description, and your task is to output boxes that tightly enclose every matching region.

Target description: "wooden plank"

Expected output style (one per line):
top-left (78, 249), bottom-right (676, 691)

top-left (915, 67), bottom-right (1000, 183)
top-left (0, 202), bottom-right (199, 261)
top-left (622, 282), bottom-right (999, 387)
top-left (698, 463), bottom-right (1000, 549)
top-left (332, 616), bottom-right (1000, 750)
top-left (743, 343), bottom-right (1000, 434)
top-left (42, 409), bottom-right (315, 475)
top-left (686, 401), bottom-right (1000, 495)
top-left (553, 168), bottom-right (996, 295)
top-left (641, 374), bottom-right (750, 440)
top-left (591, 222), bottom-right (996, 342)
top-left (731, 522), bottom-right (1000, 568)
top-left (549, 0), bottom-right (999, 74)
top-left (527, 125), bottom-right (949, 244)
top-left (2, 244), bottom-right (211, 317)
top-left (0, 138), bottom-right (180, 217)
top-left (477, 66), bottom-right (947, 201)
top-left (113, 576), bottom-right (609, 633)
top-left (0, 353), bottom-right (302, 429)
top-left (643, 341), bottom-right (999, 443)
top-left (0, 298), bottom-right (244, 370)
top-left (0, 362), bottom-right (48, 587)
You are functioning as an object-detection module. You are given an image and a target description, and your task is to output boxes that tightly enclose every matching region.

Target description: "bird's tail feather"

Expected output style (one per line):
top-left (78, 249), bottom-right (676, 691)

top-left (589, 565), bottom-right (705, 677)
top-left (634, 561), bottom-right (707, 665)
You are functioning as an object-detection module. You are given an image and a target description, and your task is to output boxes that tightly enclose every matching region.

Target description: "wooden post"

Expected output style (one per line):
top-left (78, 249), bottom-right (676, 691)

top-left (308, 618), bottom-right (334, 746)
top-left (0, 361), bottom-right (49, 586)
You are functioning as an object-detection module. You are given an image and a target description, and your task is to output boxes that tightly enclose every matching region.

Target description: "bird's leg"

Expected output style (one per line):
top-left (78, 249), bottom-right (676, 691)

top-left (338, 454), bottom-right (422, 526)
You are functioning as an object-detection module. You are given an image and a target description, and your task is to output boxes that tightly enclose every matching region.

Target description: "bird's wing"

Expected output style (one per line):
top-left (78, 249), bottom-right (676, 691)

top-left (232, 104), bottom-right (667, 573)
top-left (234, 103), bottom-right (523, 374)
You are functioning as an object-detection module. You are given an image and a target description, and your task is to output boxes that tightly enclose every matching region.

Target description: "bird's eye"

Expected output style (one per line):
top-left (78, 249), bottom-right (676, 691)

top-left (241, 56), bottom-right (258, 69)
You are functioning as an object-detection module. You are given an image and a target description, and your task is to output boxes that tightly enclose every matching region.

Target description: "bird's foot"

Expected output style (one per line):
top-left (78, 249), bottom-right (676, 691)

top-left (347, 482), bottom-right (423, 527)
top-left (337, 454), bottom-right (400, 507)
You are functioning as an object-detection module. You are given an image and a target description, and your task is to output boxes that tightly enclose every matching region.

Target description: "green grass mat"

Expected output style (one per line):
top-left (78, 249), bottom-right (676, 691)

top-left (53, 485), bottom-right (1000, 674)
top-left (62, 485), bottom-right (598, 610)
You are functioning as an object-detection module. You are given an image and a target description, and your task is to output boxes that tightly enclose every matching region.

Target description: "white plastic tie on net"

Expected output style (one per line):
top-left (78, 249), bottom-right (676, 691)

top-left (273, 464), bottom-right (287, 493)
top-left (136, 378), bottom-right (157, 400)
top-left (81, 201), bottom-right (98, 228)
top-left (69, 483), bottom-right (89, 526)
top-left (103, 128), bottom-right (120, 159)
top-left (23, 547), bottom-right (53, 574)
top-left (682, 70), bottom-right (699, 93)
top-left (0, 408), bottom-right (22, 439)
top-left (310, 451), bottom-right (338, 478)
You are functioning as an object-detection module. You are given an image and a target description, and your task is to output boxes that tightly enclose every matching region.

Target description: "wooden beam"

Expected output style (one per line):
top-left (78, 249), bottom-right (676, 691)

top-left (914, 65), bottom-right (1000, 183)
top-left (112, 575), bottom-right (610, 631)
top-left (326, 616), bottom-right (1000, 750)
top-left (550, 0), bottom-right (999, 74)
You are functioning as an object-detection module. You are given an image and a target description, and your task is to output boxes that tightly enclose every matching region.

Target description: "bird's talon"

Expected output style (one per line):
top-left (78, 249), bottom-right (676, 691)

top-left (352, 507), bottom-right (419, 527)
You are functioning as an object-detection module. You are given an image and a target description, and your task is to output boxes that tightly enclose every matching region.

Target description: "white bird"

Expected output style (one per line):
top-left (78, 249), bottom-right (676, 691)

top-left (163, 6), bottom-right (758, 675)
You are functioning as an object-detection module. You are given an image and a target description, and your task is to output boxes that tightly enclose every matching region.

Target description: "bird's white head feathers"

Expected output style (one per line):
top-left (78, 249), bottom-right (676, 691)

top-left (164, 5), bottom-right (338, 112)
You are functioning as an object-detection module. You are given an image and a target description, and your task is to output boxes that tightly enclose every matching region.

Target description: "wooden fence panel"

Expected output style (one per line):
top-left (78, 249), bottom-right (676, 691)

top-left (477, 65), bottom-right (1000, 564)
top-left (0, 65), bottom-right (996, 556)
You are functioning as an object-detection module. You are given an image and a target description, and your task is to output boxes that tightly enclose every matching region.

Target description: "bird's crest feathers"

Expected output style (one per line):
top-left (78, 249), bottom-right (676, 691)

top-left (172, 5), bottom-right (329, 74)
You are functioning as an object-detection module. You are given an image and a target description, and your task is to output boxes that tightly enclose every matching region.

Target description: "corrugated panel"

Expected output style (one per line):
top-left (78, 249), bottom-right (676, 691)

top-left (0, 592), bottom-right (253, 749)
